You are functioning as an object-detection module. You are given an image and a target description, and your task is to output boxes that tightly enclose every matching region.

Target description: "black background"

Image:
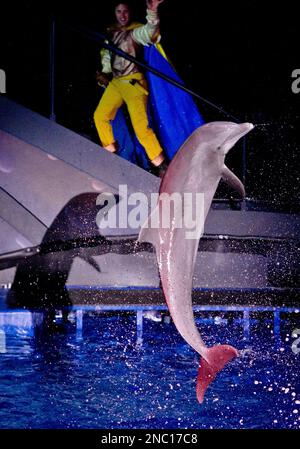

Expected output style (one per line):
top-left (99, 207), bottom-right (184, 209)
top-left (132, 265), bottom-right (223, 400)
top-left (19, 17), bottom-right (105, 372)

top-left (1, 0), bottom-right (299, 205)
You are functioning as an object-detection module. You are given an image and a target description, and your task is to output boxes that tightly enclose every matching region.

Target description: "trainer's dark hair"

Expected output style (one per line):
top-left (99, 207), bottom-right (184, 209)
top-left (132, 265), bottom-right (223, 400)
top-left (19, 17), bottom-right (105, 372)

top-left (112, 0), bottom-right (133, 10)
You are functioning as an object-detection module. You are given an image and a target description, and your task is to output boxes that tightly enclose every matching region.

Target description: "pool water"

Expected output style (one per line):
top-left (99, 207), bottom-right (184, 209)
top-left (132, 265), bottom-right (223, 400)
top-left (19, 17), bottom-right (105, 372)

top-left (0, 303), bottom-right (300, 429)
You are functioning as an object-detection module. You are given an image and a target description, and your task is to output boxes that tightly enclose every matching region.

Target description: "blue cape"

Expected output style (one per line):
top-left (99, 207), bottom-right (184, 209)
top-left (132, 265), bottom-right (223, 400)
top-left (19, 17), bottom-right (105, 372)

top-left (111, 44), bottom-right (205, 170)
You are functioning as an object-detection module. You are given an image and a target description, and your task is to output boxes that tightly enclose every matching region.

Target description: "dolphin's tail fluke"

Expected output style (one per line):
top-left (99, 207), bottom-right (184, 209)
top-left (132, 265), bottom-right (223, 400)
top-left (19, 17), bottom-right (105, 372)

top-left (196, 344), bottom-right (239, 403)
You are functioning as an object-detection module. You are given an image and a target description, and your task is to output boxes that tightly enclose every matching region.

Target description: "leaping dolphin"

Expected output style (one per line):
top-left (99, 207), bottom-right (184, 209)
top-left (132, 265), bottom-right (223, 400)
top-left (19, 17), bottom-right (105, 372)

top-left (138, 121), bottom-right (254, 403)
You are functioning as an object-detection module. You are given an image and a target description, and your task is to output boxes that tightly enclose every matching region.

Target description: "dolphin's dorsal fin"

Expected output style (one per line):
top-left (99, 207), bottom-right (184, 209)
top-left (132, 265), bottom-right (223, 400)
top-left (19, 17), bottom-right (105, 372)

top-left (221, 165), bottom-right (245, 198)
top-left (138, 204), bottom-right (159, 248)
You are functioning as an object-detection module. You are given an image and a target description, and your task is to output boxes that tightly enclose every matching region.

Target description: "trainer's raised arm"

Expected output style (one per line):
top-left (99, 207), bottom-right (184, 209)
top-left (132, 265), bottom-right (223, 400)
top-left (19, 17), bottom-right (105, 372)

top-left (146, 0), bottom-right (165, 11)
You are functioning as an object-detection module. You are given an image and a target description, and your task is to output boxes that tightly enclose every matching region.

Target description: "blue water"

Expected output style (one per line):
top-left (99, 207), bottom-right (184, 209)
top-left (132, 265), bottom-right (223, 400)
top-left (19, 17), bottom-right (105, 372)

top-left (0, 304), bottom-right (299, 429)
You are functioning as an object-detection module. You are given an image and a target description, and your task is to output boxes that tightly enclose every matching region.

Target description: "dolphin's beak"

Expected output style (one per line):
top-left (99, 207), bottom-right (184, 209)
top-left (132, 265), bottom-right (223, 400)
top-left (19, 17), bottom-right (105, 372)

top-left (242, 122), bottom-right (255, 133)
top-left (224, 122), bottom-right (254, 154)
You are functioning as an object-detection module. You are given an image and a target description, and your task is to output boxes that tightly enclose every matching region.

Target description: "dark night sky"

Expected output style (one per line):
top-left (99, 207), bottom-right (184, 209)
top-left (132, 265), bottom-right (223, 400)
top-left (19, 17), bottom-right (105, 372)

top-left (1, 0), bottom-right (299, 204)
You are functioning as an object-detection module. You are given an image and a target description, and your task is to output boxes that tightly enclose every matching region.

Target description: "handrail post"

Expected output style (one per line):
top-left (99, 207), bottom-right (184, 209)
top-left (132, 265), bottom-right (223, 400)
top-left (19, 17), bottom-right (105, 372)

top-left (49, 16), bottom-right (56, 121)
top-left (241, 136), bottom-right (247, 211)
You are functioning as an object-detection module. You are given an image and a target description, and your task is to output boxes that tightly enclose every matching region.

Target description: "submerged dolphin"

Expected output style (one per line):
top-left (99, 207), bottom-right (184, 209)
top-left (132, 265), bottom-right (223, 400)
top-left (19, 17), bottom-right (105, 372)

top-left (138, 121), bottom-right (254, 403)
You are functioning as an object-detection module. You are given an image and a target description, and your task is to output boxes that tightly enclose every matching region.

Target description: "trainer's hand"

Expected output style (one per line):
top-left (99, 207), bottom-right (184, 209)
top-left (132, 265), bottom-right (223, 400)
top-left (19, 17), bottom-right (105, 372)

top-left (95, 71), bottom-right (112, 87)
top-left (146, 0), bottom-right (164, 12)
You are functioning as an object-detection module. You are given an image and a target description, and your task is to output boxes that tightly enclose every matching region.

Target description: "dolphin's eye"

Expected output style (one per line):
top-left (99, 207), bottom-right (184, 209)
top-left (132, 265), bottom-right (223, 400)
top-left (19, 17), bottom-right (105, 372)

top-left (217, 146), bottom-right (221, 150)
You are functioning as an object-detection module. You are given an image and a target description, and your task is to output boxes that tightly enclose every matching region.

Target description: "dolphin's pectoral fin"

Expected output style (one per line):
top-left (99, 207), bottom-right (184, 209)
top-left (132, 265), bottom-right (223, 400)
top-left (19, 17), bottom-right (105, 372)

top-left (138, 205), bottom-right (159, 247)
top-left (196, 344), bottom-right (239, 403)
top-left (79, 255), bottom-right (101, 273)
top-left (221, 165), bottom-right (245, 198)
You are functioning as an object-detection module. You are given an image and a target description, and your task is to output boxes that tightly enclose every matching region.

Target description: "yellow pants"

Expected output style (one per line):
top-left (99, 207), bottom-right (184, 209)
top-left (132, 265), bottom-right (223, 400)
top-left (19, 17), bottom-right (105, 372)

top-left (94, 73), bottom-right (164, 161)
